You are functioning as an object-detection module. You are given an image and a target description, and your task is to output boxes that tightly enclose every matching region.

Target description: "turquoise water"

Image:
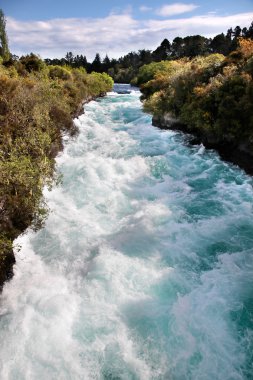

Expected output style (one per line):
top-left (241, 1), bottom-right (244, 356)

top-left (0, 86), bottom-right (253, 379)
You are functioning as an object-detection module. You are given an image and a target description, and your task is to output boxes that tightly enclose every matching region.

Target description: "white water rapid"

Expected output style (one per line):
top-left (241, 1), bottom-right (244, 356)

top-left (0, 85), bottom-right (253, 380)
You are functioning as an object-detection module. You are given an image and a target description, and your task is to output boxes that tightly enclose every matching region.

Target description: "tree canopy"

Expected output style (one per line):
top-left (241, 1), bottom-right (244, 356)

top-left (44, 23), bottom-right (253, 83)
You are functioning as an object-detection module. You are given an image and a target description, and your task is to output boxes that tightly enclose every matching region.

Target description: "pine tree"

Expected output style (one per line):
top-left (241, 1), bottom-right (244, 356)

top-left (65, 52), bottom-right (74, 65)
top-left (102, 55), bottom-right (111, 71)
top-left (91, 53), bottom-right (102, 72)
top-left (246, 22), bottom-right (253, 39)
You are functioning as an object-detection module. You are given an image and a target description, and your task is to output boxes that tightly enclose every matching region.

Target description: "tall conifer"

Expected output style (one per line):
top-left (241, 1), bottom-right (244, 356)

top-left (0, 9), bottom-right (10, 61)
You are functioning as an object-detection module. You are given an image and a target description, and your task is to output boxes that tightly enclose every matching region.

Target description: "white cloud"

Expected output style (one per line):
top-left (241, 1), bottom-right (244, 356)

top-left (6, 12), bottom-right (253, 60)
top-left (156, 3), bottom-right (198, 17)
top-left (139, 6), bottom-right (153, 12)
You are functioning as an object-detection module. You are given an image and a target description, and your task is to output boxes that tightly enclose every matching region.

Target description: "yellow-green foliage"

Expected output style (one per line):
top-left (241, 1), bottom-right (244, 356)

top-left (137, 60), bottom-right (183, 86)
top-left (0, 56), bottom-right (113, 250)
top-left (88, 72), bottom-right (114, 96)
top-left (48, 65), bottom-right (72, 80)
top-left (139, 40), bottom-right (253, 146)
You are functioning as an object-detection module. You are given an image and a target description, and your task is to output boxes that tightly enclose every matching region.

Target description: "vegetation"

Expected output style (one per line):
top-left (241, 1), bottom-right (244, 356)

top-left (0, 11), bottom-right (113, 286)
top-left (137, 38), bottom-right (253, 161)
top-left (44, 23), bottom-right (253, 83)
top-left (0, 9), bottom-right (10, 61)
top-left (0, 5), bottom-right (252, 284)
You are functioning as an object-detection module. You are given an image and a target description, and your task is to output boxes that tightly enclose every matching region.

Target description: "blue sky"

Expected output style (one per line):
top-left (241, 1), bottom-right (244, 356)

top-left (2, 0), bottom-right (253, 59)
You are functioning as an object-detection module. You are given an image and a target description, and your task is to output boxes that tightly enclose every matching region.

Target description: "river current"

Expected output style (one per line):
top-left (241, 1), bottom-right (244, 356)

top-left (0, 85), bottom-right (253, 379)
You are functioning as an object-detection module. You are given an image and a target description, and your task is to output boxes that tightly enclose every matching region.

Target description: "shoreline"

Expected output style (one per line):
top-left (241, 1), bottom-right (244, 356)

top-left (153, 114), bottom-right (253, 176)
top-left (0, 93), bottom-right (107, 291)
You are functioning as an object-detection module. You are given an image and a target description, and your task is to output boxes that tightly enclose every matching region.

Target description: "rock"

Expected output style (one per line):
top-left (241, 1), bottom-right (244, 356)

top-left (153, 113), bottom-right (187, 130)
top-left (152, 113), bottom-right (253, 175)
top-left (0, 247), bottom-right (15, 290)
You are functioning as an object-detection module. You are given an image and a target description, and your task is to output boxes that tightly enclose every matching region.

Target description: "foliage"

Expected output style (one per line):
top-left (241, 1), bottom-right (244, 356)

top-left (48, 65), bottom-right (72, 80)
top-left (0, 10), bottom-right (10, 61)
top-left (138, 40), bottom-right (253, 152)
top-left (44, 23), bottom-right (253, 83)
top-left (136, 61), bottom-right (178, 86)
top-left (89, 72), bottom-right (114, 94)
top-left (0, 9), bottom-right (113, 271)
top-left (0, 52), bottom-right (113, 265)
top-left (19, 53), bottom-right (47, 73)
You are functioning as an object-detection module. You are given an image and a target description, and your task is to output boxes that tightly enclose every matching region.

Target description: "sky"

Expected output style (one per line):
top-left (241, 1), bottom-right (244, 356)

top-left (1, 0), bottom-right (253, 60)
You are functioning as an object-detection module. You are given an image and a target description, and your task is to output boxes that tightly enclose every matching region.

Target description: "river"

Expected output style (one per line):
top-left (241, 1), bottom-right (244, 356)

top-left (0, 85), bottom-right (253, 379)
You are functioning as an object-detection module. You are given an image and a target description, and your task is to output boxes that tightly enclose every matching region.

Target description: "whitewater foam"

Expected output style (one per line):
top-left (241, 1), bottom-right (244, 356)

top-left (0, 87), bottom-right (252, 379)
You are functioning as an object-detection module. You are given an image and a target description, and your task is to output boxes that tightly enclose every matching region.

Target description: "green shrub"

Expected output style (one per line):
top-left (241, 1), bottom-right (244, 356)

top-left (49, 65), bottom-right (72, 80)
top-left (139, 42), bottom-right (253, 149)
top-left (0, 57), bottom-right (113, 250)
top-left (19, 53), bottom-right (46, 73)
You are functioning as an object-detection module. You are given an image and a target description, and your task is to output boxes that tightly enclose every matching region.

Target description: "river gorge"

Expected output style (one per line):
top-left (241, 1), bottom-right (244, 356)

top-left (0, 85), bottom-right (252, 379)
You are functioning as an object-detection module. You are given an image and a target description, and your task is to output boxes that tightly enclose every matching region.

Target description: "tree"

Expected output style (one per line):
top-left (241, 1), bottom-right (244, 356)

top-left (242, 27), bottom-right (248, 38)
top-left (230, 26), bottom-right (242, 50)
top-left (171, 37), bottom-right (184, 58)
top-left (226, 27), bottom-right (233, 41)
top-left (246, 22), bottom-right (253, 39)
top-left (232, 26), bottom-right (242, 39)
top-left (20, 53), bottom-right (46, 72)
top-left (65, 52), bottom-right (74, 65)
top-left (79, 54), bottom-right (88, 69)
top-left (102, 54), bottom-right (111, 71)
top-left (0, 9), bottom-right (10, 61)
top-left (183, 35), bottom-right (209, 57)
top-left (72, 54), bottom-right (87, 68)
top-left (152, 39), bottom-right (171, 61)
top-left (210, 33), bottom-right (229, 55)
top-left (91, 53), bottom-right (102, 72)
top-left (138, 49), bottom-right (152, 65)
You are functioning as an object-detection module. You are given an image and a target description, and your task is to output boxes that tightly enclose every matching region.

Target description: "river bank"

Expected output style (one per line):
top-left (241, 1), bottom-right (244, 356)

top-left (0, 94), bottom-right (101, 291)
top-left (136, 39), bottom-right (253, 178)
top-left (0, 91), bottom-right (110, 290)
top-left (0, 58), bottom-right (113, 290)
top-left (153, 113), bottom-right (253, 175)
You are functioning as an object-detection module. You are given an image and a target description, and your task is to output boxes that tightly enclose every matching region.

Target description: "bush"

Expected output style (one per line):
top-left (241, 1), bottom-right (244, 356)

top-left (88, 72), bottom-right (114, 95)
top-left (139, 42), bottom-right (253, 149)
top-left (19, 53), bottom-right (47, 73)
top-left (49, 65), bottom-right (72, 80)
top-left (0, 56), bottom-right (114, 252)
